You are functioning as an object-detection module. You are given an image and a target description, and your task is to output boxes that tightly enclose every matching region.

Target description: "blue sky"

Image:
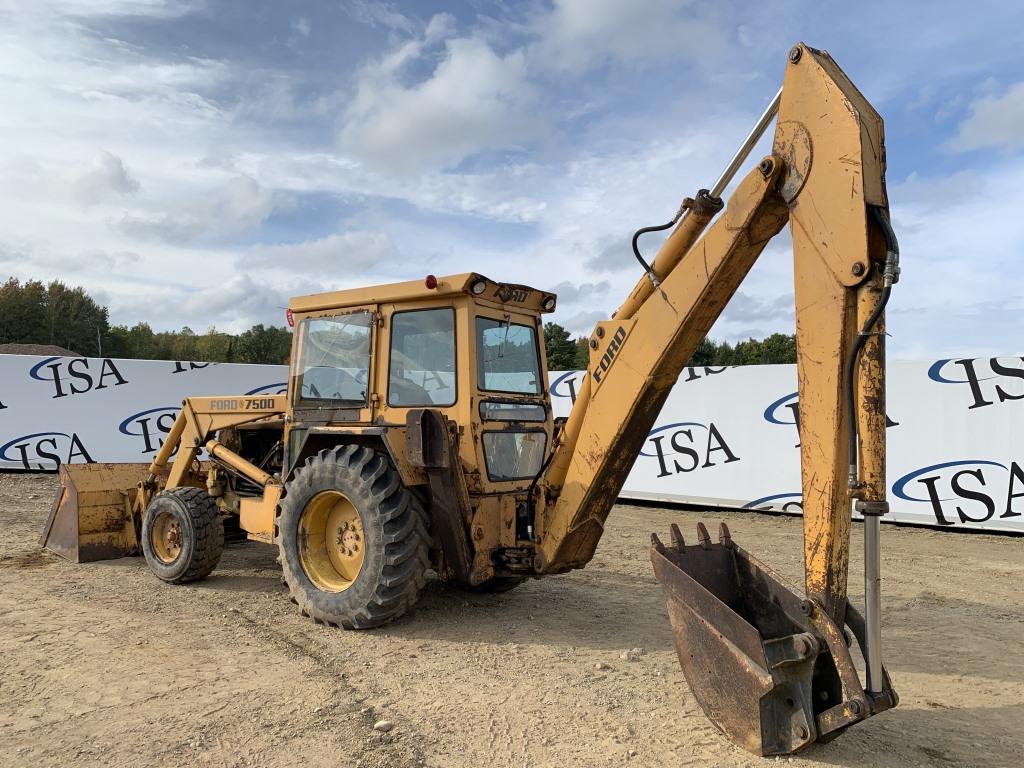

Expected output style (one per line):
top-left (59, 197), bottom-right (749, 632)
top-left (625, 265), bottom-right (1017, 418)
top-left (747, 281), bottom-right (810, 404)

top-left (0, 0), bottom-right (1021, 358)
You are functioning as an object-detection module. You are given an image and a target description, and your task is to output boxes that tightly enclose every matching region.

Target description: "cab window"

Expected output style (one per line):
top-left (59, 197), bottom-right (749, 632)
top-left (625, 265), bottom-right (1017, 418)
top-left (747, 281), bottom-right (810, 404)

top-left (388, 308), bottom-right (456, 407)
top-left (482, 431), bottom-right (547, 481)
top-left (293, 312), bottom-right (371, 406)
top-left (476, 317), bottom-right (541, 394)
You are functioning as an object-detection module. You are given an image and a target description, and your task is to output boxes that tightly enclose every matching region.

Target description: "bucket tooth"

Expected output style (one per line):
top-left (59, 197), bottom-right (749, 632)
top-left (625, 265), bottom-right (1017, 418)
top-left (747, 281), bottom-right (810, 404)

top-left (41, 463), bottom-right (147, 562)
top-left (695, 522), bottom-right (711, 549)
top-left (669, 523), bottom-right (685, 551)
top-left (718, 522), bottom-right (732, 544)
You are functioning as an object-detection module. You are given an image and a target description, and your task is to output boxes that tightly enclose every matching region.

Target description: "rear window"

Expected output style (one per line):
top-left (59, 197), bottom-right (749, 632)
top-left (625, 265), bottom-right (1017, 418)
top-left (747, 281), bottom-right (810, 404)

top-left (476, 317), bottom-right (541, 394)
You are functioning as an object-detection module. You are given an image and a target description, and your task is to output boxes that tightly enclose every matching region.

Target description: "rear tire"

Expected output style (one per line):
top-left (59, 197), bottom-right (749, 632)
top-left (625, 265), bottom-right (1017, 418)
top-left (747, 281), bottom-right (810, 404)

top-left (276, 445), bottom-right (430, 629)
top-left (141, 488), bottom-right (224, 584)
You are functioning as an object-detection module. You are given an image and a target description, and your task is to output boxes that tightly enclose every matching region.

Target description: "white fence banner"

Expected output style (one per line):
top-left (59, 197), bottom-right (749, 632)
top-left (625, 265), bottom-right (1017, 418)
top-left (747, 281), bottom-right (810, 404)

top-left (1, 354), bottom-right (1021, 533)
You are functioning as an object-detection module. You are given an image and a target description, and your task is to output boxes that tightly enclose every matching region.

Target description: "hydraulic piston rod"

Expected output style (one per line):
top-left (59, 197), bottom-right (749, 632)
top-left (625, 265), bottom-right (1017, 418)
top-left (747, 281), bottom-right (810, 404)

top-left (709, 88), bottom-right (782, 198)
top-left (864, 514), bottom-right (883, 692)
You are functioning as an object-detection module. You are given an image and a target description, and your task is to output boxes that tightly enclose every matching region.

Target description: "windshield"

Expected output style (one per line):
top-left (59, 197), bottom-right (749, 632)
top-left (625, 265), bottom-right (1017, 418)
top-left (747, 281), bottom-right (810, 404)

top-left (476, 316), bottom-right (541, 394)
top-left (293, 312), bottom-right (372, 406)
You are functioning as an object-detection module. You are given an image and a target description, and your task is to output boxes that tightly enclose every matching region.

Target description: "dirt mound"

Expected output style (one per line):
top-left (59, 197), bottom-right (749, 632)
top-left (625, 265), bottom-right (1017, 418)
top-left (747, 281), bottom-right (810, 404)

top-left (0, 343), bottom-right (80, 356)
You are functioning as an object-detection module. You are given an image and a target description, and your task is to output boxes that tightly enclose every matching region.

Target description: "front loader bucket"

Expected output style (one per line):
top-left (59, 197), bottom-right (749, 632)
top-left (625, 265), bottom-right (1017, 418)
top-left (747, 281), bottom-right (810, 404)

top-left (650, 522), bottom-right (896, 756)
top-left (41, 463), bottom-right (148, 562)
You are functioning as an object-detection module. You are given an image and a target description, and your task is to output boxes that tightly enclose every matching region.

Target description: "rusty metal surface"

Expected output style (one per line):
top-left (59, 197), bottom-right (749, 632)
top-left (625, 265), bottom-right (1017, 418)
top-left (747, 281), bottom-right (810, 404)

top-left (407, 409), bottom-right (474, 583)
top-left (42, 463), bottom-right (149, 562)
top-left (650, 521), bottom-right (897, 756)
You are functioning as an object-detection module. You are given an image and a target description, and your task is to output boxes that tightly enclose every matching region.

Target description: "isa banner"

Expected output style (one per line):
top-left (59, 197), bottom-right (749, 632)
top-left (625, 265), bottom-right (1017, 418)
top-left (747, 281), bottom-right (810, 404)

top-left (549, 358), bottom-right (1024, 534)
top-left (1, 353), bottom-right (1021, 534)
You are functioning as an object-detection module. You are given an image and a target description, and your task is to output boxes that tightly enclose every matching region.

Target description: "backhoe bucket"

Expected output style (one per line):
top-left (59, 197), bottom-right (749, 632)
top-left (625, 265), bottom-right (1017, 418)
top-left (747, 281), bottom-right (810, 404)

top-left (41, 463), bottom-right (148, 562)
top-left (650, 522), bottom-right (896, 756)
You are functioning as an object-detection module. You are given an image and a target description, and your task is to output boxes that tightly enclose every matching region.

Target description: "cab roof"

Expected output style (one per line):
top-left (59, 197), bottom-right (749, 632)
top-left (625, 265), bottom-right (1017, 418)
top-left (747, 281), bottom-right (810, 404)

top-left (289, 272), bottom-right (558, 315)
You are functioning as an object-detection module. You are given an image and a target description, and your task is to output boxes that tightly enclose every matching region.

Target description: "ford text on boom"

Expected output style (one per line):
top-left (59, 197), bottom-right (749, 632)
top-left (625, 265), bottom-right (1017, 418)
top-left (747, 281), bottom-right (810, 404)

top-left (29, 357), bottom-right (127, 399)
top-left (592, 327), bottom-right (627, 383)
top-left (209, 398), bottom-right (279, 410)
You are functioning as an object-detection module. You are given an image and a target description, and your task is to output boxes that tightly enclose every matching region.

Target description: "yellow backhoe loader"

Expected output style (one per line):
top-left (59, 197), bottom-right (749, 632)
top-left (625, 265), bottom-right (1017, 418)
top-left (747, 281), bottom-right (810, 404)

top-left (44, 44), bottom-right (899, 755)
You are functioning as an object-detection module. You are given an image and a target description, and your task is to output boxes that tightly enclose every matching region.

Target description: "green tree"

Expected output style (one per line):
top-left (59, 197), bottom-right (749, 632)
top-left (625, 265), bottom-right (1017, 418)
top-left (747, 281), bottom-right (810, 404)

top-left (171, 326), bottom-right (197, 361)
top-left (574, 337), bottom-right (590, 370)
top-left (44, 280), bottom-right (109, 355)
top-left (0, 278), bottom-right (48, 345)
top-left (543, 322), bottom-right (579, 371)
top-left (758, 332), bottom-right (798, 365)
top-left (686, 337), bottom-right (717, 367)
top-left (237, 324), bottom-right (293, 365)
top-left (193, 327), bottom-right (234, 362)
top-left (681, 334), bottom-right (798, 367)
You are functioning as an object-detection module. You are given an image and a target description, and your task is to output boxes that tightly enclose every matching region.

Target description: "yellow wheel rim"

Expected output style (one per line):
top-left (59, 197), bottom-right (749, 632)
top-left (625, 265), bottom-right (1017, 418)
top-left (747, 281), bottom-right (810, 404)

top-left (298, 491), bottom-right (365, 592)
top-left (150, 509), bottom-right (183, 564)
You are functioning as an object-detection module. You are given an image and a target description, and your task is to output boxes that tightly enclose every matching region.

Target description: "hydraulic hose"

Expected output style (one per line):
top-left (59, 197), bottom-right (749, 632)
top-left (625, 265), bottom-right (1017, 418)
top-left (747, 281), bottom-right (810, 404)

top-left (526, 441), bottom-right (559, 541)
top-left (632, 201), bottom-right (692, 287)
top-left (845, 206), bottom-right (900, 489)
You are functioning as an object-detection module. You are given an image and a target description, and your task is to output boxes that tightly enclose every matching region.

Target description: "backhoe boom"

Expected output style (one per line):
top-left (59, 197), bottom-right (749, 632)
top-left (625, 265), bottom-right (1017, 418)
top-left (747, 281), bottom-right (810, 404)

top-left (534, 43), bottom-right (899, 753)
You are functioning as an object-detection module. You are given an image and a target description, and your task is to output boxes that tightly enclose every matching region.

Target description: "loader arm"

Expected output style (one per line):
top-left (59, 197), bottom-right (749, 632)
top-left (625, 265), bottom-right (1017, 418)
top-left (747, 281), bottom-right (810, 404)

top-left (536, 43), bottom-right (891, 626)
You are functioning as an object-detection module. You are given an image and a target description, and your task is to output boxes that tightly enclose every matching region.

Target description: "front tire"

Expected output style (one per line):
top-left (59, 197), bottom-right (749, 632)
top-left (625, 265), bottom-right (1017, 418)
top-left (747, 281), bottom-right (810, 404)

top-left (141, 487), bottom-right (224, 584)
top-left (277, 445), bottom-right (430, 629)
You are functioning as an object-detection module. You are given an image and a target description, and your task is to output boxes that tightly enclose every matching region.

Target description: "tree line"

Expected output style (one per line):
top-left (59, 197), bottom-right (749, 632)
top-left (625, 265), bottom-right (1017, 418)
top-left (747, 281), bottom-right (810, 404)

top-left (1, 277), bottom-right (796, 369)
top-left (0, 277), bottom-right (291, 364)
top-left (543, 322), bottom-right (797, 370)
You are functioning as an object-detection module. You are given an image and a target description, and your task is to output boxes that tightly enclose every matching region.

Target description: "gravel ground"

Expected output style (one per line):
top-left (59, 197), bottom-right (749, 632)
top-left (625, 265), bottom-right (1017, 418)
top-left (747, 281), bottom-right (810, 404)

top-left (1, 471), bottom-right (1022, 768)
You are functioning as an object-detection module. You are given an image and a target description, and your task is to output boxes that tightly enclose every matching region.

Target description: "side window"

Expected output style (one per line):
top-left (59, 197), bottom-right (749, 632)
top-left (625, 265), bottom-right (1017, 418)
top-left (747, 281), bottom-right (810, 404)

top-left (388, 308), bottom-right (456, 407)
top-left (293, 312), bottom-right (372, 406)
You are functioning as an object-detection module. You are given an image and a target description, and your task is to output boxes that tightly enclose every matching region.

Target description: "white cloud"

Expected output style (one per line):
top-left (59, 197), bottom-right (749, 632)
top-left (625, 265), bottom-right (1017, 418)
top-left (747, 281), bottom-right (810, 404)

top-left (344, 0), bottom-right (417, 34)
top-left (549, 280), bottom-right (610, 304)
top-left (250, 231), bottom-right (399, 270)
top-left (291, 16), bottom-right (311, 38)
top-left (530, 0), bottom-right (726, 73)
top-left (73, 151), bottom-right (140, 204)
top-left (35, 0), bottom-right (203, 19)
top-left (338, 18), bottom-right (541, 172)
top-left (118, 176), bottom-right (278, 244)
top-left (952, 82), bottom-right (1024, 151)
top-left (558, 310), bottom-right (606, 335)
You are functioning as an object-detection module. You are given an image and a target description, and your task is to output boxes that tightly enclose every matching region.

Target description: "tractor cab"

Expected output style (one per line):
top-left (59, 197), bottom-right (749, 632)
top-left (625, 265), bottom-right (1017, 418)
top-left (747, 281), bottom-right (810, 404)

top-left (285, 274), bottom-right (559, 549)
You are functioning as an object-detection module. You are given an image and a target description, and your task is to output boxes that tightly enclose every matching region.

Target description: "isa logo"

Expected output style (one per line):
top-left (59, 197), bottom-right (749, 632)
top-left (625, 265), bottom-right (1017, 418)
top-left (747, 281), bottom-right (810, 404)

top-left (0, 431), bottom-right (94, 470)
top-left (642, 421), bottom-right (740, 478)
top-left (763, 392), bottom-right (801, 446)
top-left (29, 357), bottom-right (128, 399)
top-left (764, 390), bottom-right (898, 447)
top-left (118, 407), bottom-right (180, 454)
top-left (551, 371), bottom-right (584, 403)
top-left (245, 382), bottom-right (287, 396)
top-left (743, 493), bottom-right (803, 514)
top-left (927, 357), bottom-right (1024, 410)
top-left (171, 361), bottom-right (214, 374)
top-left (893, 459), bottom-right (1024, 526)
